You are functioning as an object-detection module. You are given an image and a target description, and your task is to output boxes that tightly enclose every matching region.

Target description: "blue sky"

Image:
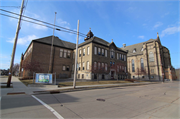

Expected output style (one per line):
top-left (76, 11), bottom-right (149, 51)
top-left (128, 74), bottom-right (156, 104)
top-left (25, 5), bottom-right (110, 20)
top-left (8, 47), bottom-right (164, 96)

top-left (0, 0), bottom-right (180, 69)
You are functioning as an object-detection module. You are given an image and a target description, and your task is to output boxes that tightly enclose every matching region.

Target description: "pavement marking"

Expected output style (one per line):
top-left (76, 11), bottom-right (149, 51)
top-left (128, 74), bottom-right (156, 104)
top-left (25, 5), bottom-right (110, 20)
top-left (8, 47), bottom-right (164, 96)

top-left (31, 95), bottom-right (64, 119)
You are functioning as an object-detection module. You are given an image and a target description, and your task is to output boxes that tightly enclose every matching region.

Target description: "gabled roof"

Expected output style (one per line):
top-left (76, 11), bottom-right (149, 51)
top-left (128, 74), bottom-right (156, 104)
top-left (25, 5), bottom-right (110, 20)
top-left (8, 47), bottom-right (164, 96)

top-left (33, 36), bottom-right (76, 50)
top-left (122, 37), bottom-right (161, 56)
top-left (122, 42), bottom-right (144, 56)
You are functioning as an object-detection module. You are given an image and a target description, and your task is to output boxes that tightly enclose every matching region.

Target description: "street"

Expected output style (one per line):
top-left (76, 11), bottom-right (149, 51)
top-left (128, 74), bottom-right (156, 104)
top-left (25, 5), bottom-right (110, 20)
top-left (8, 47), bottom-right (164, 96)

top-left (1, 82), bottom-right (180, 119)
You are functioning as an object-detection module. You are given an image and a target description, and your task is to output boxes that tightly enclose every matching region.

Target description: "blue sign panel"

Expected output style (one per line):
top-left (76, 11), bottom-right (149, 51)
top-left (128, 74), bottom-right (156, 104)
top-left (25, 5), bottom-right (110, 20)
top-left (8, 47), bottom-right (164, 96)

top-left (35, 73), bottom-right (52, 84)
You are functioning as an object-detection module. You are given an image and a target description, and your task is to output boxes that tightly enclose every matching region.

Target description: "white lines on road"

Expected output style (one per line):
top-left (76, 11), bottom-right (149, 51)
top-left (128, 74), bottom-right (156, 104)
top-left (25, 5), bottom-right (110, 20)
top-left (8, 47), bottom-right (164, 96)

top-left (31, 95), bottom-right (64, 119)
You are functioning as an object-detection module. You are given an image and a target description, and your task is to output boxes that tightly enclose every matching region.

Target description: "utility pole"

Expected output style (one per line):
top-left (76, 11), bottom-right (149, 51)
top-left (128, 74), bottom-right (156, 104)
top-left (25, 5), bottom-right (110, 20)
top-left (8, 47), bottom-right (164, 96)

top-left (48, 12), bottom-right (57, 73)
top-left (7, 0), bottom-right (25, 87)
top-left (73, 20), bottom-right (80, 89)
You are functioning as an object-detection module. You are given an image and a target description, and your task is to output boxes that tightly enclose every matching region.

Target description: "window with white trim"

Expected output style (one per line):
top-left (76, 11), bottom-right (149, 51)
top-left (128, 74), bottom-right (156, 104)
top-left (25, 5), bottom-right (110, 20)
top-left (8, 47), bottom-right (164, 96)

top-left (63, 66), bottom-right (66, 71)
top-left (98, 48), bottom-right (101, 55)
top-left (94, 62), bottom-right (97, 70)
top-left (67, 51), bottom-right (70, 58)
top-left (64, 50), bottom-right (67, 58)
top-left (105, 50), bottom-right (107, 57)
top-left (102, 49), bottom-right (104, 56)
top-left (98, 62), bottom-right (100, 70)
top-left (83, 49), bottom-right (85, 56)
top-left (60, 49), bottom-right (63, 57)
top-left (94, 47), bottom-right (97, 55)
top-left (105, 63), bottom-right (107, 71)
top-left (87, 47), bottom-right (90, 55)
top-left (87, 61), bottom-right (89, 70)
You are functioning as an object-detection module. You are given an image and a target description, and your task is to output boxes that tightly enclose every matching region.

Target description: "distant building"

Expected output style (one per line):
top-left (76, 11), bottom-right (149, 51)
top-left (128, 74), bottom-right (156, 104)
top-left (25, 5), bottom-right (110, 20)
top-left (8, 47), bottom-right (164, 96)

top-left (19, 30), bottom-right (128, 80)
top-left (123, 33), bottom-right (177, 81)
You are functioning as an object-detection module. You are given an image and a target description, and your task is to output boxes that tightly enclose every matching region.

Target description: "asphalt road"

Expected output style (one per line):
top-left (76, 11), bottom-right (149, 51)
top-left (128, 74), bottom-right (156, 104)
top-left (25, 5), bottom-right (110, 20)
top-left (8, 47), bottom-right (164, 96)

top-left (1, 82), bottom-right (180, 119)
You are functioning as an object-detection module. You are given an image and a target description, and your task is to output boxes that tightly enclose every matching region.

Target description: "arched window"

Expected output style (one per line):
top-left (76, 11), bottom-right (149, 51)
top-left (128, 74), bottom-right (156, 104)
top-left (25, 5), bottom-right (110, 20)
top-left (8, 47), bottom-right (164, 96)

top-left (149, 52), bottom-right (154, 62)
top-left (132, 59), bottom-right (135, 72)
top-left (141, 58), bottom-right (144, 71)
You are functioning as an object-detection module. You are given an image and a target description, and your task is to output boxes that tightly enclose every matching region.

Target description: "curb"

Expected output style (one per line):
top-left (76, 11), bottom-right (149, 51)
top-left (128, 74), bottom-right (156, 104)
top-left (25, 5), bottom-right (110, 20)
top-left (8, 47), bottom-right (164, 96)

top-left (32, 82), bottom-right (160, 95)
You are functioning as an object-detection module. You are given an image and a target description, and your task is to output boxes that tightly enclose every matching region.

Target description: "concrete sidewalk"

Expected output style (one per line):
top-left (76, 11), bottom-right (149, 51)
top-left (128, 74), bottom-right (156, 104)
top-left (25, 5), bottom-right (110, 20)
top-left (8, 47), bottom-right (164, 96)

top-left (0, 76), bottom-right (166, 96)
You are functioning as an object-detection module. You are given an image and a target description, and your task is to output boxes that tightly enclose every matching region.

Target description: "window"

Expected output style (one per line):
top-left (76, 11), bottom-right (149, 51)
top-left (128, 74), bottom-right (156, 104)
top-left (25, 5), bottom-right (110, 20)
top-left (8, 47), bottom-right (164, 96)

top-left (149, 52), bottom-right (154, 62)
top-left (102, 63), bottom-right (104, 70)
top-left (67, 51), bottom-right (70, 58)
top-left (83, 62), bottom-right (85, 70)
top-left (78, 74), bottom-right (80, 78)
top-left (111, 51), bottom-right (114, 58)
top-left (110, 61), bottom-right (112, 66)
top-left (60, 49), bottom-right (63, 57)
top-left (120, 65), bottom-right (121, 71)
top-left (94, 47), bottom-right (97, 55)
top-left (105, 63), bottom-right (107, 71)
top-left (102, 49), bottom-right (104, 56)
top-left (82, 74), bottom-right (84, 79)
top-left (64, 50), bottom-right (67, 58)
top-left (124, 55), bottom-right (126, 61)
top-left (119, 54), bottom-right (121, 60)
top-left (141, 58), bottom-right (144, 71)
top-left (98, 48), bottom-right (101, 55)
top-left (63, 66), bottom-right (66, 71)
top-left (142, 76), bottom-right (144, 78)
top-left (79, 50), bottom-right (81, 57)
top-left (83, 49), bottom-right (85, 56)
top-left (117, 53), bottom-right (119, 60)
top-left (94, 62), bottom-right (97, 70)
top-left (87, 61), bottom-right (89, 70)
top-left (117, 65), bottom-right (119, 72)
top-left (125, 66), bottom-right (126, 73)
top-left (122, 54), bottom-right (124, 61)
top-left (87, 47), bottom-right (90, 55)
top-left (79, 63), bottom-right (81, 70)
top-left (105, 50), bottom-right (107, 57)
top-left (66, 66), bottom-right (69, 71)
top-left (98, 62), bottom-right (100, 70)
top-left (132, 59), bottom-right (135, 72)
top-left (151, 69), bottom-right (154, 73)
top-left (133, 49), bottom-right (136, 53)
top-left (113, 62), bottom-right (115, 65)
top-left (73, 52), bottom-right (75, 59)
top-left (122, 66), bottom-right (124, 72)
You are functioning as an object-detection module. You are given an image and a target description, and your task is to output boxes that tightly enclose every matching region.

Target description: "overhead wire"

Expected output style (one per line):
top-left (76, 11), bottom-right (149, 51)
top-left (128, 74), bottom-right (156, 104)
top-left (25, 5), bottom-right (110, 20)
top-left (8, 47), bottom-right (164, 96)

top-left (0, 9), bottom-right (87, 37)
top-left (0, 13), bottom-right (87, 37)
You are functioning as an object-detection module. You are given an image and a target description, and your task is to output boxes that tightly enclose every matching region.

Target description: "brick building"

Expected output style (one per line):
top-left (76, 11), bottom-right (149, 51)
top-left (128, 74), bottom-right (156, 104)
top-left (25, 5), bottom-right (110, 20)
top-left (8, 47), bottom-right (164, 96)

top-left (19, 30), bottom-right (128, 80)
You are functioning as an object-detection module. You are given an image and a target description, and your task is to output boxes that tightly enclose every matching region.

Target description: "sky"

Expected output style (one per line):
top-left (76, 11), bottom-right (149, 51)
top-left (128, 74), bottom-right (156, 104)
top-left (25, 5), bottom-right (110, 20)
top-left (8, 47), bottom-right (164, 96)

top-left (0, 0), bottom-right (180, 70)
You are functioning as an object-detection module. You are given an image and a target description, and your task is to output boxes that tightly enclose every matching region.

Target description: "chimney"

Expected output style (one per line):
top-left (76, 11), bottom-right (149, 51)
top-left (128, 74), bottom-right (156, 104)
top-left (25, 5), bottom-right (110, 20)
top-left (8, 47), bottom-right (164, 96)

top-left (123, 43), bottom-right (126, 48)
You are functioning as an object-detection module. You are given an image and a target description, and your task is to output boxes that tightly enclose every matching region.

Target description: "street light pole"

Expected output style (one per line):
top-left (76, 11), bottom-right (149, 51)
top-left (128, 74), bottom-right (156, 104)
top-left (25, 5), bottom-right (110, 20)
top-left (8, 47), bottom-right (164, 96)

top-left (7, 0), bottom-right (25, 87)
top-left (73, 20), bottom-right (80, 89)
top-left (48, 12), bottom-right (57, 73)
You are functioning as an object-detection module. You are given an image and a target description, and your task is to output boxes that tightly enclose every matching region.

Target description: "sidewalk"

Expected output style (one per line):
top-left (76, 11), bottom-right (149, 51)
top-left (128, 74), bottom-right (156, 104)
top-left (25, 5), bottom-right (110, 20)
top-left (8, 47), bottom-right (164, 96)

top-left (1, 76), bottom-right (164, 96)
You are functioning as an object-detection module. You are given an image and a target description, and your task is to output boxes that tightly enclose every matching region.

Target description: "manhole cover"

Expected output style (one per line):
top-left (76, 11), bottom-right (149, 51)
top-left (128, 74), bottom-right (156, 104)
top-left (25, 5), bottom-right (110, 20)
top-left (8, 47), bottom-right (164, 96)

top-left (97, 99), bottom-right (105, 102)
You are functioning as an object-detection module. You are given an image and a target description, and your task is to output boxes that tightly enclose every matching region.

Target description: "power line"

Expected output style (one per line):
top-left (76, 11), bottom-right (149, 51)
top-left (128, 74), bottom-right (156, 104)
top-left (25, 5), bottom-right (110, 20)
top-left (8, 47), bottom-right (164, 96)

top-left (0, 6), bottom-right (20, 8)
top-left (0, 13), bottom-right (86, 37)
top-left (0, 9), bottom-right (87, 37)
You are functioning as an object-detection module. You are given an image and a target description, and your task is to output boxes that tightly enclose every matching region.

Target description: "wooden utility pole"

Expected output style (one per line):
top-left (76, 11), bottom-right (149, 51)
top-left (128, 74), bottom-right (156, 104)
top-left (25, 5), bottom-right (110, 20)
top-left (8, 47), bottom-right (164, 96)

top-left (7, 0), bottom-right (25, 87)
top-left (48, 12), bottom-right (57, 73)
top-left (73, 20), bottom-right (79, 89)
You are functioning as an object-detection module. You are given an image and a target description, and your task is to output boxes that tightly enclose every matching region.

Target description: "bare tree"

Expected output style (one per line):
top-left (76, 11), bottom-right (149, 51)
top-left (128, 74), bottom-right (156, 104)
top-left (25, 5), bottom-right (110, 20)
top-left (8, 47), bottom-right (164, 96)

top-left (22, 61), bottom-right (41, 78)
top-left (12, 63), bottom-right (20, 76)
top-left (134, 68), bottom-right (147, 80)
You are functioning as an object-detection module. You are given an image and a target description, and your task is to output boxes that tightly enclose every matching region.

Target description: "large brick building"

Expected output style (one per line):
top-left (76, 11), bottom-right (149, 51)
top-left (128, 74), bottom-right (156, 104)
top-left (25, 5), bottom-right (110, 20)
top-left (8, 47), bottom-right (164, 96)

top-left (19, 31), bottom-right (176, 81)
top-left (19, 30), bottom-right (128, 80)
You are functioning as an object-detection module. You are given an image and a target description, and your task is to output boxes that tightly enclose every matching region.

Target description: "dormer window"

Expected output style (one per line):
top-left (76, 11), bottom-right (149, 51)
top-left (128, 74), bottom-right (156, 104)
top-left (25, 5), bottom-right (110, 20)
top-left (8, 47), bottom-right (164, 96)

top-left (133, 49), bottom-right (136, 53)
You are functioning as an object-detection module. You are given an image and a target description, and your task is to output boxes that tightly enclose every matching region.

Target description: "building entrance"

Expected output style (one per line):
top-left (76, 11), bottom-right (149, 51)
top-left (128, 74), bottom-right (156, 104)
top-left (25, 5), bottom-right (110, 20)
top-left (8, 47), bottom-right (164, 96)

top-left (111, 71), bottom-right (114, 79)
